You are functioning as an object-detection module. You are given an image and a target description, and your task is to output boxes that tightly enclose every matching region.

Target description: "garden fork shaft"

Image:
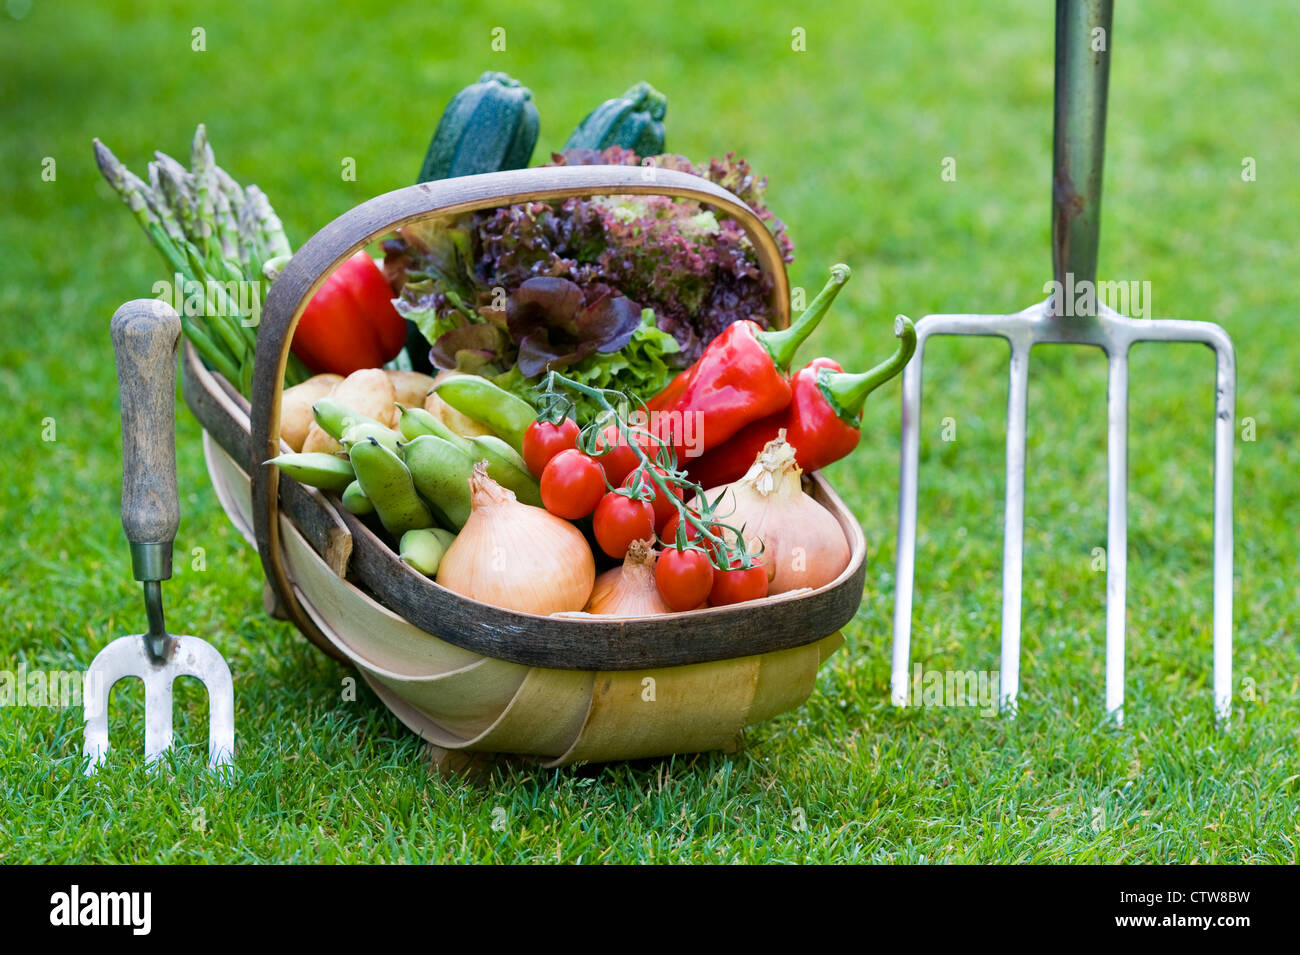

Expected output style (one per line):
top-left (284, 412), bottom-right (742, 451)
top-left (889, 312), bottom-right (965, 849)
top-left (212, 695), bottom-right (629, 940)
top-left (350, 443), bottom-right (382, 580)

top-left (889, 0), bottom-right (1235, 721)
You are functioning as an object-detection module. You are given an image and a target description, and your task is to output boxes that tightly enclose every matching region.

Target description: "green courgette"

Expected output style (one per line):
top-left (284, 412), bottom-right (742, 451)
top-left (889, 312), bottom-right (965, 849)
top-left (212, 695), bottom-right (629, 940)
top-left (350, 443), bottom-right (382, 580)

top-left (563, 81), bottom-right (667, 156)
top-left (417, 71), bottom-right (540, 183)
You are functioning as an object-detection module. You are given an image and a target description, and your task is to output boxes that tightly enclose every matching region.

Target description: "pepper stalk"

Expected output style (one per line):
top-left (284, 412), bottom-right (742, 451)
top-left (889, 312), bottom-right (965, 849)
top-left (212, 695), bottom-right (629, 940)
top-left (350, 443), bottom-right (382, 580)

top-left (818, 315), bottom-right (918, 424)
top-left (757, 262), bottom-right (852, 370)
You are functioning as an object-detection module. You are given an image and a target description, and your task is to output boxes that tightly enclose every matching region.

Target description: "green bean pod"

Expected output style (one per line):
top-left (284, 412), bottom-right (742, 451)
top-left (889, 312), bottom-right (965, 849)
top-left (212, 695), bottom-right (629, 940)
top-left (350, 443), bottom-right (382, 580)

top-left (402, 434), bottom-right (476, 530)
top-left (341, 421), bottom-right (403, 455)
top-left (348, 437), bottom-right (434, 536)
top-left (467, 434), bottom-right (541, 506)
top-left (398, 527), bottom-right (455, 576)
top-left (313, 397), bottom-right (388, 441)
top-left (341, 479), bottom-right (375, 516)
top-left (433, 376), bottom-right (535, 454)
top-left (267, 451), bottom-right (354, 492)
top-left (396, 403), bottom-right (468, 448)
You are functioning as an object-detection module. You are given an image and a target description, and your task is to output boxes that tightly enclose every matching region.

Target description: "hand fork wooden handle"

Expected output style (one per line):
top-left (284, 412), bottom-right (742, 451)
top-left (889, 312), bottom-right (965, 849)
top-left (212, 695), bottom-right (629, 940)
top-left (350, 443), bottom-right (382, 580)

top-left (83, 299), bottom-right (235, 773)
top-left (890, 0), bottom-right (1235, 722)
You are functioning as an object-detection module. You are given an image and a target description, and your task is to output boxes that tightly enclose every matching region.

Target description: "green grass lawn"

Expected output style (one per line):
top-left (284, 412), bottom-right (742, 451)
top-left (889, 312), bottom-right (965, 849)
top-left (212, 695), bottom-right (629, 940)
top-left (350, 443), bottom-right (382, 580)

top-left (2, 0), bottom-right (1297, 863)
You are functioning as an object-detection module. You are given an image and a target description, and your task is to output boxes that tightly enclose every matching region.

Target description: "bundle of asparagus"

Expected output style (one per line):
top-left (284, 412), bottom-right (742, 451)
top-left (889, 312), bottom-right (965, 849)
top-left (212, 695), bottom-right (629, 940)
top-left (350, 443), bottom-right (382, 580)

top-left (94, 124), bottom-right (308, 394)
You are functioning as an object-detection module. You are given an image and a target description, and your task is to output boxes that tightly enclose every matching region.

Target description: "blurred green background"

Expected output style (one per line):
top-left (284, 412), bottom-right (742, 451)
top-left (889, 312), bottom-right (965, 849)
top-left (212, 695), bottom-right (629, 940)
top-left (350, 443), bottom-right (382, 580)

top-left (1, 0), bottom-right (1296, 862)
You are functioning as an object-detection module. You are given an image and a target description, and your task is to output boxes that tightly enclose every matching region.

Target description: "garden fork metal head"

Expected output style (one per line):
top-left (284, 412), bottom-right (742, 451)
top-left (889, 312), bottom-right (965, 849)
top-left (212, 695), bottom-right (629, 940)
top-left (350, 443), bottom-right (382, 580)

top-left (83, 299), bottom-right (234, 774)
top-left (890, 0), bottom-right (1235, 721)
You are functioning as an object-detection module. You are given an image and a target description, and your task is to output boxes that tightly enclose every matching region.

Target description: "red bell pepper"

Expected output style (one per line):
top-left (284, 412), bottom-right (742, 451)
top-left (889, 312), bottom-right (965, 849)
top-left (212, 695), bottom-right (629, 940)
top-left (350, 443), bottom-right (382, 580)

top-left (291, 251), bottom-right (407, 375)
top-left (687, 315), bottom-right (917, 487)
top-left (646, 265), bottom-right (851, 462)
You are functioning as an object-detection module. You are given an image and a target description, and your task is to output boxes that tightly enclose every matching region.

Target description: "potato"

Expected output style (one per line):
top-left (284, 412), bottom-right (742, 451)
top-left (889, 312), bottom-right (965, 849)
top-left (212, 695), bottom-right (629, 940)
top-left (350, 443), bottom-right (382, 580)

top-left (279, 374), bottom-right (343, 452)
top-left (301, 368), bottom-right (397, 454)
top-left (384, 370), bottom-right (437, 409)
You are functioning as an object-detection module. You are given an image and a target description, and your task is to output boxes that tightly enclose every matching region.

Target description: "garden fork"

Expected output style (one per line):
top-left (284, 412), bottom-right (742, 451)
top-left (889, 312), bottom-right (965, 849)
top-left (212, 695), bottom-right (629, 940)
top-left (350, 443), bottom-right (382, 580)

top-left (890, 0), bottom-right (1235, 721)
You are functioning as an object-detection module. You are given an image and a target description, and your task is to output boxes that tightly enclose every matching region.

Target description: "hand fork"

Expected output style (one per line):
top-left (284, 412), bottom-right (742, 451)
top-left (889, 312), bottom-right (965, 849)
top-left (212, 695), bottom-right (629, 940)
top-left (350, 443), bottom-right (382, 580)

top-left (890, 0), bottom-right (1235, 722)
top-left (83, 299), bottom-right (235, 772)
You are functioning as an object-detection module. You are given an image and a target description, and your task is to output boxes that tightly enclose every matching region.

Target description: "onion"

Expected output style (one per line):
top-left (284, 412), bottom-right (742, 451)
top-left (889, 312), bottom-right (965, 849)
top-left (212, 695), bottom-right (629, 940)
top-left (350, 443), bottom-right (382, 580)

top-left (701, 431), bottom-right (850, 595)
top-left (585, 538), bottom-right (672, 616)
top-left (437, 462), bottom-right (595, 614)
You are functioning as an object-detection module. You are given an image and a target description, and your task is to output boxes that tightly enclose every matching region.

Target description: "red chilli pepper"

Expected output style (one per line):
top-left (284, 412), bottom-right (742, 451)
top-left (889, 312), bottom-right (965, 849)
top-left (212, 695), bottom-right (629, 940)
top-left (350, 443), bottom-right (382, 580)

top-left (291, 251), bottom-right (407, 375)
top-left (647, 265), bottom-right (851, 462)
top-left (687, 316), bottom-right (917, 487)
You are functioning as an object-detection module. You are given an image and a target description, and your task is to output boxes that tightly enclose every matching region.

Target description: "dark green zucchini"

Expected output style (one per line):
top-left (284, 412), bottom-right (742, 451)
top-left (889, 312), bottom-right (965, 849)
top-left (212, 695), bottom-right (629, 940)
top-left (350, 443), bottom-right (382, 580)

top-left (563, 81), bottom-right (667, 157)
top-left (417, 72), bottom-right (540, 183)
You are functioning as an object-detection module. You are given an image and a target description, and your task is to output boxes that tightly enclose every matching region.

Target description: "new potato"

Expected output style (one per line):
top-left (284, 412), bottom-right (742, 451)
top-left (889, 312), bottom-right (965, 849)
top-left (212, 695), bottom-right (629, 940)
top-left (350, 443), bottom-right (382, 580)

top-left (384, 369), bottom-right (437, 409)
top-left (279, 373), bottom-right (342, 452)
top-left (302, 368), bottom-right (398, 454)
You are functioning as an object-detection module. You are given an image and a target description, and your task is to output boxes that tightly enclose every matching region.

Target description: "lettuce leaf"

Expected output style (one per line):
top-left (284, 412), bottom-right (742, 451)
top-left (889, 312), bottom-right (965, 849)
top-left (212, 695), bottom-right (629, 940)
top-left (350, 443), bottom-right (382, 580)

top-left (494, 309), bottom-right (679, 424)
top-left (387, 147), bottom-right (791, 409)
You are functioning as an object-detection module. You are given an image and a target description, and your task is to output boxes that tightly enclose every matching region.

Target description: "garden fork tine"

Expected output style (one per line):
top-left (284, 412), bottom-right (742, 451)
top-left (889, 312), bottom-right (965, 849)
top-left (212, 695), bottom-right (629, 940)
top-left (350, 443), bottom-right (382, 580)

top-left (890, 0), bottom-right (1235, 721)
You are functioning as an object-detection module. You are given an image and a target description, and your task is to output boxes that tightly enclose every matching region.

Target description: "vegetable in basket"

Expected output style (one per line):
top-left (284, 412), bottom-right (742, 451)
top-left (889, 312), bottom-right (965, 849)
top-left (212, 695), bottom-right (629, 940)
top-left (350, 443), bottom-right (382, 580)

top-left (687, 315), bottom-right (919, 487)
top-left (349, 437), bottom-right (435, 537)
top-left (291, 251), bottom-right (407, 376)
top-left (646, 264), bottom-right (851, 461)
top-left (399, 528), bottom-right (456, 577)
top-left (95, 126), bottom-right (404, 394)
top-left (387, 147), bottom-right (793, 422)
top-left (416, 72), bottom-right (540, 183)
top-left (655, 542), bottom-right (714, 612)
top-left (585, 538), bottom-right (673, 616)
top-left (533, 372), bottom-right (768, 587)
top-left (564, 81), bottom-right (668, 156)
top-left (699, 431), bottom-right (850, 595)
top-left (436, 463), bottom-right (595, 615)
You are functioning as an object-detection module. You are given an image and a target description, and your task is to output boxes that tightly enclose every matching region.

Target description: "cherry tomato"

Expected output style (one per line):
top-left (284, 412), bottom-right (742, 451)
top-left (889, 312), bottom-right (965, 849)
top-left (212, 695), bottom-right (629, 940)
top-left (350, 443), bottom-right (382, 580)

top-left (655, 546), bottom-right (715, 612)
top-left (660, 507), bottom-right (719, 546)
top-left (708, 558), bottom-right (769, 607)
top-left (540, 450), bottom-right (605, 520)
top-left (591, 424), bottom-right (642, 486)
top-left (622, 466), bottom-right (684, 533)
top-left (523, 418), bottom-right (580, 477)
top-left (593, 492), bottom-right (656, 559)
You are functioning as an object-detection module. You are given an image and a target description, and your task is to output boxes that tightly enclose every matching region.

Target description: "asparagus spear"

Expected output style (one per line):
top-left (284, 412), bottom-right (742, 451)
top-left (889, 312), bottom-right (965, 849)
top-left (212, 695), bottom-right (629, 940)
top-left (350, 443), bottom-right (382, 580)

top-left (93, 130), bottom-right (308, 393)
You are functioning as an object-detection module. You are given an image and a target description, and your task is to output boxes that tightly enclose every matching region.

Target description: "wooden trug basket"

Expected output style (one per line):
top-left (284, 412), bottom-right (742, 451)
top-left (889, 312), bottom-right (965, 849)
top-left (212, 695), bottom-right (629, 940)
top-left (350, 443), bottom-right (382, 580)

top-left (181, 165), bottom-right (867, 766)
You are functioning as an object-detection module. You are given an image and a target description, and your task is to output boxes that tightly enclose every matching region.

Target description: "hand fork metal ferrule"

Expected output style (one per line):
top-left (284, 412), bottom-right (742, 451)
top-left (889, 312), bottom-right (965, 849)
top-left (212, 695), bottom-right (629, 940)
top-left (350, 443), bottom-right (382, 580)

top-left (889, 0), bottom-right (1235, 721)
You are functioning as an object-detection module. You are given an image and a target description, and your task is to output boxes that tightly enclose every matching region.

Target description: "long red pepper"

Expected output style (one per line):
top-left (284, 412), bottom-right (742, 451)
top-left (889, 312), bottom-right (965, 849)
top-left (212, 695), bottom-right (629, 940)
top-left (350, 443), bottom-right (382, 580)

top-left (645, 265), bottom-right (851, 463)
top-left (687, 315), bottom-right (917, 487)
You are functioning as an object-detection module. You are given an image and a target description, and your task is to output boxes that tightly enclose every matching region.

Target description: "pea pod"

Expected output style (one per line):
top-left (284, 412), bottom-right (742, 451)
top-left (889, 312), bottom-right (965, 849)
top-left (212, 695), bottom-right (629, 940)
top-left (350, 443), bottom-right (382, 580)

top-left (402, 434), bottom-right (476, 530)
top-left (399, 527), bottom-right (456, 576)
top-left (467, 434), bottom-right (541, 506)
top-left (313, 397), bottom-right (389, 441)
top-left (341, 479), bottom-right (375, 516)
top-left (267, 451), bottom-right (354, 492)
top-left (348, 437), bottom-right (434, 536)
top-left (396, 403), bottom-right (468, 448)
top-left (341, 421), bottom-right (403, 455)
top-left (433, 376), bottom-right (535, 454)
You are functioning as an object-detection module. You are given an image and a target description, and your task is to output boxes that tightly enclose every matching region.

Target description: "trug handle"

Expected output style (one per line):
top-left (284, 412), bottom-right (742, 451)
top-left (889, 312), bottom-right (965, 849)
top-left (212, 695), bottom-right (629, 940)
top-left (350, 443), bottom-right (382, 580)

top-left (112, 298), bottom-right (182, 580)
